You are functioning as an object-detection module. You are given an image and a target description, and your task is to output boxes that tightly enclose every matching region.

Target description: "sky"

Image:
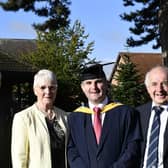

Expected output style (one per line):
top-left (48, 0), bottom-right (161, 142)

top-left (0, 0), bottom-right (161, 78)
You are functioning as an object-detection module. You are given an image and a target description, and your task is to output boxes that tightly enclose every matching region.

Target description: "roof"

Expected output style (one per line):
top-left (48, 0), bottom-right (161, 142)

top-left (0, 38), bottom-right (37, 72)
top-left (110, 52), bottom-right (162, 84)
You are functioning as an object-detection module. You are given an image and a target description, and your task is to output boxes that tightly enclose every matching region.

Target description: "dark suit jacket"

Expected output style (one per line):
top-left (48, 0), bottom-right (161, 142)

top-left (136, 102), bottom-right (168, 168)
top-left (67, 104), bottom-right (141, 168)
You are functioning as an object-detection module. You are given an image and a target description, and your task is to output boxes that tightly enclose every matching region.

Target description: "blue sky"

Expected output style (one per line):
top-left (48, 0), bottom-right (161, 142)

top-left (0, 0), bottom-right (161, 77)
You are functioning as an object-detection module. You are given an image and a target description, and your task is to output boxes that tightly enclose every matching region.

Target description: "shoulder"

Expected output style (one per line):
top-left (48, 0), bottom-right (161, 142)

top-left (54, 106), bottom-right (70, 121)
top-left (69, 110), bottom-right (87, 118)
top-left (55, 106), bottom-right (66, 114)
top-left (106, 101), bottom-right (132, 111)
top-left (68, 106), bottom-right (88, 121)
top-left (67, 111), bottom-right (86, 129)
top-left (136, 101), bottom-right (152, 112)
top-left (108, 103), bottom-right (135, 114)
top-left (14, 104), bottom-right (35, 118)
top-left (106, 103), bottom-right (140, 123)
top-left (54, 106), bottom-right (71, 116)
top-left (12, 104), bottom-right (36, 126)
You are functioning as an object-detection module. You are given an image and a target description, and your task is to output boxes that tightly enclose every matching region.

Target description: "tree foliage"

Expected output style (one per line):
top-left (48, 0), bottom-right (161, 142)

top-left (0, 0), bottom-right (71, 31)
top-left (21, 20), bottom-right (94, 110)
top-left (111, 55), bottom-right (149, 107)
top-left (120, 0), bottom-right (160, 49)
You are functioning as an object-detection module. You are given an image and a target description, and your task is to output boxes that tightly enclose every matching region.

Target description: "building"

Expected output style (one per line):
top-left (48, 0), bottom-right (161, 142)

top-left (110, 52), bottom-right (162, 85)
top-left (0, 38), bottom-right (38, 168)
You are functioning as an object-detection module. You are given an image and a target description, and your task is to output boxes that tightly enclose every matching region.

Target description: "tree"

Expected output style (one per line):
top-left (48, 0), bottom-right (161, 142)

top-left (120, 0), bottom-right (168, 65)
top-left (159, 0), bottom-right (168, 65)
top-left (21, 20), bottom-right (94, 110)
top-left (0, 0), bottom-right (71, 31)
top-left (111, 55), bottom-right (149, 107)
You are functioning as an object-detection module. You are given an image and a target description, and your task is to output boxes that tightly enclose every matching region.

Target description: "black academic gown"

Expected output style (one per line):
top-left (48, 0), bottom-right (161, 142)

top-left (68, 103), bottom-right (141, 168)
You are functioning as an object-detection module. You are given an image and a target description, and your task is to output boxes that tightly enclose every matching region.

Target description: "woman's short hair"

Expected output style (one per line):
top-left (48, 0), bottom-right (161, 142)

top-left (33, 69), bottom-right (57, 88)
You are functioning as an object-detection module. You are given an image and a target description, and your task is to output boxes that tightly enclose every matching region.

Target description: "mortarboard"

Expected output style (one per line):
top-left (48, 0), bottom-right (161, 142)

top-left (80, 64), bottom-right (106, 81)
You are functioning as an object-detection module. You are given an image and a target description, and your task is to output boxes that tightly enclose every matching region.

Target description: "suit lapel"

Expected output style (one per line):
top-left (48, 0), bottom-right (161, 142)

top-left (78, 114), bottom-right (91, 164)
top-left (85, 115), bottom-right (98, 153)
top-left (141, 103), bottom-right (152, 143)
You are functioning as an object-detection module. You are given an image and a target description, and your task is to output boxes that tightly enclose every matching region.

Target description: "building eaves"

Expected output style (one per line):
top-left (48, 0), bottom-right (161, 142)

top-left (0, 38), bottom-right (38, 72)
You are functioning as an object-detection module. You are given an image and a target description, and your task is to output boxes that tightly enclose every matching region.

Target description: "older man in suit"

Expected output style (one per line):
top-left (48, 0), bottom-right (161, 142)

top-left (67, 63), bottom-right (141, 168)
top-left (137, 66), bottom-right (168, 168)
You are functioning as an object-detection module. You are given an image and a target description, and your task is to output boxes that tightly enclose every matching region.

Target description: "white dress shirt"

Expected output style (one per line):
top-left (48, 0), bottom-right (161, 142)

top-left (88, 96), bottom-right (108, 126)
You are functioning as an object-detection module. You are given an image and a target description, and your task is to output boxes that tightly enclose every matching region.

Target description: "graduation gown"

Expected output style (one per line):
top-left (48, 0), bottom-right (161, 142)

top-left (67, 103), bottom-right (141, 168)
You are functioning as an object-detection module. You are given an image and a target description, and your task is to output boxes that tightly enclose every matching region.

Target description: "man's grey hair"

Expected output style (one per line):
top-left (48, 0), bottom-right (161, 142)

top-left (144, 65), bottom-right (168, 87)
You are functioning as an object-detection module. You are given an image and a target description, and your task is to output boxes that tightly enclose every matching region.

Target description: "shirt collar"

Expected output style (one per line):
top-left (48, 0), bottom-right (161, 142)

top-left (152, 102), bottom-right (168, 111)
top-left (89, 96), bottom-right (108, 110)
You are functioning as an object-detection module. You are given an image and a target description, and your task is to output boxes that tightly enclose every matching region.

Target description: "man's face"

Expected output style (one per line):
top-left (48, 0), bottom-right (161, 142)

top-left (81, 78), bottom-right (107, 105)
top-left (146, 68), bottom-right (168, 105)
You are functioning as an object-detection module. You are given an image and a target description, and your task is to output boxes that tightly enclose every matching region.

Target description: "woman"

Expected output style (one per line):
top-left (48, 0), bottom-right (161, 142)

top-left (11, 69), bottom-right (68, 168)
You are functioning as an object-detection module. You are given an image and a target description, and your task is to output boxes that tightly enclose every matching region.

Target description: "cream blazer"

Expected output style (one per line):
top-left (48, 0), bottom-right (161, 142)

top-left (11, 104), bottom-right (69, 168)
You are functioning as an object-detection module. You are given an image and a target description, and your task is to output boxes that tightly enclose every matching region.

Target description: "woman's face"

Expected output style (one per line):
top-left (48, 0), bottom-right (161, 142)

top-left (34, 79), bottom-right (57, 107)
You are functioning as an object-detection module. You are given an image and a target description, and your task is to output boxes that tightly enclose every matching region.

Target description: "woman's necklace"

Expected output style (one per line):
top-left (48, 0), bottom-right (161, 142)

top-left (36, 103), bottom-right (55, 120)
top-left (47, 110), bottom-right (55, 120)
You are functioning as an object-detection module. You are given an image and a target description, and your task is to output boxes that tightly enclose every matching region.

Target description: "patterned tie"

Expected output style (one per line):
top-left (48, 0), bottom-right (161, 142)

top-left (93, 107), bottom-right (102, 144)
top-left (146, 106), bottom-right (163, 168)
